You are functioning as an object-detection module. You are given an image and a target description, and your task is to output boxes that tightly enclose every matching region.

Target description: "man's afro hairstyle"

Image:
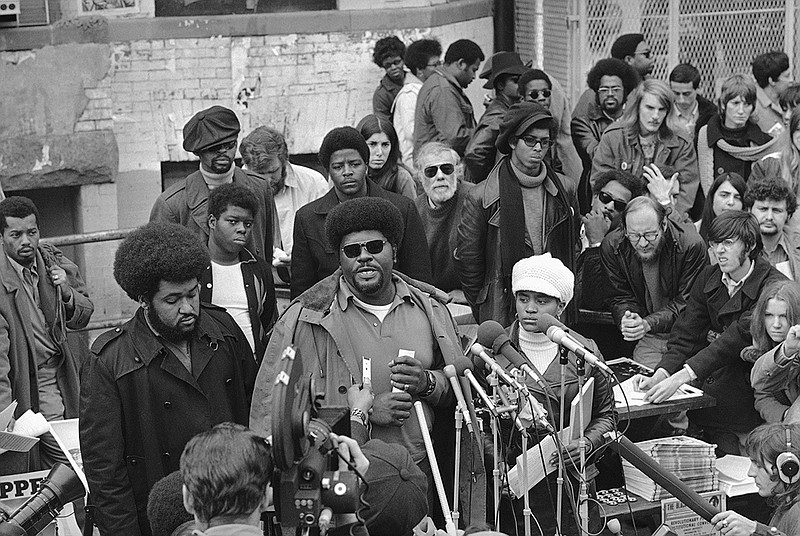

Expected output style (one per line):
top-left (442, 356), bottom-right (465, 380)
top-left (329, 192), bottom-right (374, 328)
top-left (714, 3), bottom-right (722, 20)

top-left (114, 222), bottom-right (210, 301)
top-left (325, 197), bottom-right (404, 251)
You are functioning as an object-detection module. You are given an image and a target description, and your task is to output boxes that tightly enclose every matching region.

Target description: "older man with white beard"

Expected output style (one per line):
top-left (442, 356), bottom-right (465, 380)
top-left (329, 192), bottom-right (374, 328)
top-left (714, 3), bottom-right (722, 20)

top-left (414, 142), bottom-right (471, 297)
top-left (600, 196), bottom-right (707, 369)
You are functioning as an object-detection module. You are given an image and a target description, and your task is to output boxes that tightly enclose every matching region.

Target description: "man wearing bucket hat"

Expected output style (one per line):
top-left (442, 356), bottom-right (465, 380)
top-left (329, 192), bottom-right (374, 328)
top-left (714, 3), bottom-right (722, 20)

top-left (150, 105), bottom-right (276, 260)
top-left (464, 51), bottom-right (528, 182)
top-left (456, 102), bottom-right (580, 327)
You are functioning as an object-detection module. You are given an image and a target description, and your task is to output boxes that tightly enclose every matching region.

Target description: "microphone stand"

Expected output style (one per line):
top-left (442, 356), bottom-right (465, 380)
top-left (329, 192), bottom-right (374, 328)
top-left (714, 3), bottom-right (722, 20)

top-left (488, 370), bottom-right (502, 530)
top-left (555, 345), bottom-right (569, 536)
top-left (575, 355), bottom-right (589, 536)
top-left (452, 404), bottom-right (462, 526)
top-left (514, 371), bottom-right (532, 536)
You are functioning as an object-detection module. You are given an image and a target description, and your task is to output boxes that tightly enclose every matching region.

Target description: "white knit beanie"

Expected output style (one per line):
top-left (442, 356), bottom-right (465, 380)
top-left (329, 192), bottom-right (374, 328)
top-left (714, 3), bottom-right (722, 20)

top-left (511, 253), bottom-right (575, 306)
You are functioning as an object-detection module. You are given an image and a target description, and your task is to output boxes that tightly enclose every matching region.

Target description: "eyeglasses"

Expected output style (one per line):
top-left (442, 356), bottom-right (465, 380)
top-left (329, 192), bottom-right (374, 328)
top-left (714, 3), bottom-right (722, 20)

top-left (382, 58), bottom-right (403, 69)
top-left (709, 238), bottom-right (739, 250)
top-left (597, 191), bottom-right (628, 212)
top-left (519, 136), bottom-right (551, 149)
top-left (423, 163), bottom-right (455, 178)
top-left (208, 140), bottom-right (237, 153)
top-left (626, 230), bottom-right (661, 244)
top-left (528, 89), bottom-right (552, 100)
top-left (598, 86), bottom-right (624, 95)
top-left (426, 59), bottom-right (442, 68)
top-left (341, 239), bottom-right (387, 259)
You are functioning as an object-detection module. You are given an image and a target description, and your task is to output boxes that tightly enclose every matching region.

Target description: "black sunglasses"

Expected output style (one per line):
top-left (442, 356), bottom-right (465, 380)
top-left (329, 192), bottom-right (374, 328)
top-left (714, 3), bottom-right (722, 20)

top-left (597, 191), bottom-right (628, 212)
top-left (423, 163), bottom-right (455, 178)
top-left (341, 239), bottom-right (387, 259)
top-left (528, 89), bottom-right (552, 100)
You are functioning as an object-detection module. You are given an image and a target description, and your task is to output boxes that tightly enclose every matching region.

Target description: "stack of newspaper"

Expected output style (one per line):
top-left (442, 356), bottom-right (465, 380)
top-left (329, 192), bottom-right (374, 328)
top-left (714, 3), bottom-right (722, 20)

top-left (622, 436), bottom-right (718, 501)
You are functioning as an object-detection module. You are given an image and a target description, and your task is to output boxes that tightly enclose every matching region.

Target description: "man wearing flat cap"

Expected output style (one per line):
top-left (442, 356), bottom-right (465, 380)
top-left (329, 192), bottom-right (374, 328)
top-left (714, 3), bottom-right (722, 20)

top-left (289, 126), bottom-right (432, 298)
top-left (150, 105), bottom-right (276, 260)
top-left (464, 51), bottom-right (527, 183)
top-left (251, 196), bottom-right (484, 524)
top-left (456, 102), bottom-right (579, 327)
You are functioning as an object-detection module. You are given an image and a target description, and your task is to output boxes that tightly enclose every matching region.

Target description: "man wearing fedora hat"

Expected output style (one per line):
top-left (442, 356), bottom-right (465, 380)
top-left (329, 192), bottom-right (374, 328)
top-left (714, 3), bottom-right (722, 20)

top-left (456, 102), bottom-right (580, 326)
top-left (150, 105), bottom-right (276, 261)
top-left (464, 51), bottom-right (527, 182)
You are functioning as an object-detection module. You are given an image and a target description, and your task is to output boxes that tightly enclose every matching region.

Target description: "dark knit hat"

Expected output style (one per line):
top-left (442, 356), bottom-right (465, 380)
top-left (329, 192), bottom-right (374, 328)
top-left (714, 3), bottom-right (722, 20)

top-left (147, 471), bottom-right (193, 536)
top-left (610, 33), bottom-right (645, 60)
top-left (325, 197), bottom-right (404, 250)
top-left (318, 126), bottom-right (370, 170)
top-left (496, 101), bottom-right (556, 154)
top-left (182, 106), bottom-right (240, 154)
top-left (361, 439), bottom-right (428, 535)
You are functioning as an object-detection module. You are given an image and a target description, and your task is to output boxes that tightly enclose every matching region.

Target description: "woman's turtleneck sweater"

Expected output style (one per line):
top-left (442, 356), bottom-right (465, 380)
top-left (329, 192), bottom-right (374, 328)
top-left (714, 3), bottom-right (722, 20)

top-left (518, 327), bottom-right (559, 375)
top-left (200, 164), bottom-right (235, 189)
top-left (511, 160), bottom-right (548, 254)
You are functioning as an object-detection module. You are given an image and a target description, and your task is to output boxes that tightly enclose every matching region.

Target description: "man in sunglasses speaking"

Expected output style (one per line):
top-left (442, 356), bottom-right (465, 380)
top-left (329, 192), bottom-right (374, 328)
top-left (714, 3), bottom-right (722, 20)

top-left (456, 101), bottom-right (579, 327)
top-left (250, 196), bottom-right (483, 521)
top-left (150, 105), bottom-right (276, 260)
top-left (600, 196), bottom-right (707, 370)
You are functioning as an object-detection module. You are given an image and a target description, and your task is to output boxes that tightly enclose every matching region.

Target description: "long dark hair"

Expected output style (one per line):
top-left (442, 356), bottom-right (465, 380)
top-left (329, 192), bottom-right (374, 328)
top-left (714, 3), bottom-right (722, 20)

top-left (356, 114), bottom-right (404, 192)
top-left (699, 172), bottom-right (747, 241)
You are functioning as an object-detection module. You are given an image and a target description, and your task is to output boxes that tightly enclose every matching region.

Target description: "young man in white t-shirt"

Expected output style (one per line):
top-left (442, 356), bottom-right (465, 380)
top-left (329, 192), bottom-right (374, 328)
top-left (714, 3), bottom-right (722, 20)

top-left (201, 183), bottom-right (277, 362)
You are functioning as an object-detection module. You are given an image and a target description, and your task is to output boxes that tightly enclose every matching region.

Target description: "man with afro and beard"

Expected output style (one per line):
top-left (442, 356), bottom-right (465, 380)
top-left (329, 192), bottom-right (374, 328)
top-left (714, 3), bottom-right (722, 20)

top-left (80, 222), bottom-right (257, 536)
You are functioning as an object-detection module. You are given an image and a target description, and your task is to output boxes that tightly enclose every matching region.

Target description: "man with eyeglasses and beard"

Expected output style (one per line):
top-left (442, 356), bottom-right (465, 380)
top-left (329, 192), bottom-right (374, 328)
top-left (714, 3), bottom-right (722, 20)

top-left (572, 58), bottom-right (638, 213)
top-left (250, 196), bottom-right (484, 525)
top-left (414, 141), bottom-right (472, 298)
top-left (457, 102), bottom-right (579, 327)
top-left (80, 223), bottom-right (257, 536)
top-left (600, 196), bottom-right (707, 370)
top-left (633, 211), bottom-right (786, 454)
top-left (150, 106), bottom-right (275, 260)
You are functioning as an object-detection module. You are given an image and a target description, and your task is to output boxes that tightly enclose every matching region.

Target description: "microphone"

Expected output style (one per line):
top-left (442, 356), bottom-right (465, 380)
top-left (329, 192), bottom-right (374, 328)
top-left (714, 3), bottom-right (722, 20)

top-left (454, 356), bottom-right (498, 416)
top-left (470, 343), bottom-right (553, 432)
top-left (606, 518), bottom-right (622, 535)
top-left (477, 320), bottom-right (549, 391)
top-left (444, 364), bottom-right (475, 436)
top-left (470, 343), bottom-right (525, 391)
top-left (538, 314), bottom-right (613, 375)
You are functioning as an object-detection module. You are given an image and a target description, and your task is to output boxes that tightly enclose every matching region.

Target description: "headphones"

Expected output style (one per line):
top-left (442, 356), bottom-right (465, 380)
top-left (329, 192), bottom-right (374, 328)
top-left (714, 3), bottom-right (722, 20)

top-left (777, 426), bottom-right (800, 485)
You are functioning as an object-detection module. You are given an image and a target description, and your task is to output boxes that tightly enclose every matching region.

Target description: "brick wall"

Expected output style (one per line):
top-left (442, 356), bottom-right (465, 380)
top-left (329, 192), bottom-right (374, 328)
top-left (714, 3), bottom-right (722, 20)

top-left (6, 11), bottom-right (494, 324)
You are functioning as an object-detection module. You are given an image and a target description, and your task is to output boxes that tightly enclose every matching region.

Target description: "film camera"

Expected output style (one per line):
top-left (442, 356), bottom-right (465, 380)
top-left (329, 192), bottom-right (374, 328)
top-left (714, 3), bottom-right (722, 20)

top-left (271, 345), bottom-right (363, 532)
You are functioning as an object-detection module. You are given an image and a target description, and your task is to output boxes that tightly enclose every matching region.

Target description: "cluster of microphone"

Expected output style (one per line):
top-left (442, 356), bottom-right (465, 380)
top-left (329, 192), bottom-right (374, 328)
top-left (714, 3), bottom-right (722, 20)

top-left (441, 314), bottom-right (616, 439)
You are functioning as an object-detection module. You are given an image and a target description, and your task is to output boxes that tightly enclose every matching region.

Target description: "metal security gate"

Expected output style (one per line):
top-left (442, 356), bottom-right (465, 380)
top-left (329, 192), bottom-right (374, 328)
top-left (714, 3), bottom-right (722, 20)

top-left (519, 0), bottom-right (796, 105)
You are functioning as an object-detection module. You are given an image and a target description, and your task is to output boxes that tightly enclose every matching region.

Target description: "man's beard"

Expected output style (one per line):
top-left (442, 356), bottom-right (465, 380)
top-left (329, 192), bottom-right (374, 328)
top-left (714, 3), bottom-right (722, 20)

top-left (352, 266), bottom-right (385, 296)
top-left (760, 224), bottom-right (779, 237)
top-left (635, 237), bottom-right (664, 262)
top-left (147, 305), bottom-right (196, 342)
top-left (270, 167), bottom-right (288, 195)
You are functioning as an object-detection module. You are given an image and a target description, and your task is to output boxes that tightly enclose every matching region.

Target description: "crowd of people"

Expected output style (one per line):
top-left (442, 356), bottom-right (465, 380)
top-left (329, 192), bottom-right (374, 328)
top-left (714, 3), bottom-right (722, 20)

top-left (6, 29), bottom-right (800, 536)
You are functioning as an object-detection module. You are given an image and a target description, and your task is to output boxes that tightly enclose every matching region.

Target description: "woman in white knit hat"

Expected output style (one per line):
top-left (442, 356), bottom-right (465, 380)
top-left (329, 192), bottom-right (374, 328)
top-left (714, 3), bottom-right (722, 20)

top-left (496, 253), bottom-right (616, 536)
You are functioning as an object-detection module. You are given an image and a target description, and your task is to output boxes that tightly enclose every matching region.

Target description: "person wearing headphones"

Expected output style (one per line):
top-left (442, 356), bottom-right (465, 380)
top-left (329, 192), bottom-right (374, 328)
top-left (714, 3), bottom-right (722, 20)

top-left (711, 423), bottom-right (800, 535)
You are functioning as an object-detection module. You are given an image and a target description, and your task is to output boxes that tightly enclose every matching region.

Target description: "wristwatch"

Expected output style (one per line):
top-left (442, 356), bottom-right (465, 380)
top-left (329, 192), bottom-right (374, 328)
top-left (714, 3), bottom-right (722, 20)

top-left (350, 408), bottom-right (368, 427)
top-left (419, 370), bottom-right (436, 398)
